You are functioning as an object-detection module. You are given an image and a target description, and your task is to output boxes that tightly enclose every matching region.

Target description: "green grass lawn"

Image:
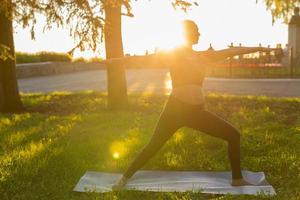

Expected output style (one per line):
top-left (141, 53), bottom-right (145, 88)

top-left (0, 91), bottom-right (299, 200)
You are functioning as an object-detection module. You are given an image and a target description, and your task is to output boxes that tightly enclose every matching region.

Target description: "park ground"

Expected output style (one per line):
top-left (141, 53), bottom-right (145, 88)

top-left (0, 91), bottom-right (300, 199)
top-left (18, 69), bottom-right (300, 97)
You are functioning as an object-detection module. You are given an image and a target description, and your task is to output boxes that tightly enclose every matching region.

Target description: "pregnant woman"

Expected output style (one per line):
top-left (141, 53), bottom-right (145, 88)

top-left (107, 20), bottom-right (276, 190)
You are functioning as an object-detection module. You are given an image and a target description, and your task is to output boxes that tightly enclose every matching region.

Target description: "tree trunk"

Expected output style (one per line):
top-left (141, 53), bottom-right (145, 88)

top-left (104, 1), bottom-right (128, 109)
top-left (0, 8), bottom-right (24, 113)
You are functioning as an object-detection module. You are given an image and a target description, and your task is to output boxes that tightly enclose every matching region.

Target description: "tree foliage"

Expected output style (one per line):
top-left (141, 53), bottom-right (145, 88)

top-left (2, 0), bottom-right (300, 59)
top-left (0, 0), bottom-right (199, 59)
top-left (258, 0), bottom-right (300, 23)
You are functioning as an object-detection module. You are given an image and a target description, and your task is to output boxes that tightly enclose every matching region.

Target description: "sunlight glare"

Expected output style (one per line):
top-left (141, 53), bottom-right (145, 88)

top-left (164, 72), bottom-right (172, 94)
top-left (154, 21), bottom-right (185, 51)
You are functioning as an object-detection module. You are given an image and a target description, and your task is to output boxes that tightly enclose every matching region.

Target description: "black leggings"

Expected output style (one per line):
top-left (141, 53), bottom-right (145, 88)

top-left (123, 94), bottom-right (242, 180)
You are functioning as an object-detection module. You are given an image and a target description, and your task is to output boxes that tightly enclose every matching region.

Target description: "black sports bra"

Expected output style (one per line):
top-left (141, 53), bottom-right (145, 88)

top-left (168, 48), bottom-right (206, 89)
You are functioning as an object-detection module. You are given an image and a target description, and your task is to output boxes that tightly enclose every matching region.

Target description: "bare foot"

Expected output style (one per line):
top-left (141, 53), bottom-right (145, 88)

top-left (231, 178), bottom-right (253, 186)
top-left (112, 176), bottom-right (129, 191)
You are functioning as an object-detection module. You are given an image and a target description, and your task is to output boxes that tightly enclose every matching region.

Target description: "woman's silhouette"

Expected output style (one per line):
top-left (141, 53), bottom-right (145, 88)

top-left (107, 20), bottom-right (276, 190)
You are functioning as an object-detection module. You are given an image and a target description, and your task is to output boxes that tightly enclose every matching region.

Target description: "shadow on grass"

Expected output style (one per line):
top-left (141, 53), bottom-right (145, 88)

top-left (0, 113), bottom-right (81, 199)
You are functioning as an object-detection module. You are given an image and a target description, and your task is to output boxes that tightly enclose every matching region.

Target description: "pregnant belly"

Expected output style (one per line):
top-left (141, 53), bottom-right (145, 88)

top-left (171, 84), bottom-right (205, 105)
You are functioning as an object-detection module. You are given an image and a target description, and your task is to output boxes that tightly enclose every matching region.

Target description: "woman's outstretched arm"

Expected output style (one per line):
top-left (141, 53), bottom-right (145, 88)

top-left (198, 46), bottom-right (276, 63)
top-left (102, 51), bottom-right (170, 67)
top-left (102, 55), bottom-right (152, 65)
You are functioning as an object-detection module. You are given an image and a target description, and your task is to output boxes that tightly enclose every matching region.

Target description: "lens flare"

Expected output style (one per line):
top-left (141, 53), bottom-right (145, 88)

top-left (110, 141), bottom-right (126, 159)
top-left (113, 152), bottom-right (120, 159)
top-left (164, 72), bottom-right (172, 94)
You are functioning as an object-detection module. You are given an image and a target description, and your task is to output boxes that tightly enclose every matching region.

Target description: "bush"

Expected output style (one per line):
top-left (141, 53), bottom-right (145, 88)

top-left (88, 57), bottom-right (104, 63)
top-left (71, 57), bottom-right (87, 63)
top-left (16, 51), bottom-right (72, 63)
top-left (71, 57), bottom-right (104, 63)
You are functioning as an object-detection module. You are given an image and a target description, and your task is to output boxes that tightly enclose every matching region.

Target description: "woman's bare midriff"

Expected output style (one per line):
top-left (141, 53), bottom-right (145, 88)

top-left (171, 84), bottom-right (204, 105)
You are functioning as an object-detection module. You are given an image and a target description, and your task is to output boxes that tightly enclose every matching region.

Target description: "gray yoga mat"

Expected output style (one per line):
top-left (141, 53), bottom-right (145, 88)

top-left (73, 170), bottom-right (276, 195)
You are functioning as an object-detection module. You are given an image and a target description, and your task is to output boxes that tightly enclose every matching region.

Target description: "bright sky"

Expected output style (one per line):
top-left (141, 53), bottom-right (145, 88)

top-left (14, 0), bottom-right (288, 58)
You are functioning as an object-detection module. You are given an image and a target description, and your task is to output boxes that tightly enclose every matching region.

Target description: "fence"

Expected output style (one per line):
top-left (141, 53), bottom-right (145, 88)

top-left (205, 44), bottom-right (300, 78)
top-left (206, 66), bottom-right (300, 78)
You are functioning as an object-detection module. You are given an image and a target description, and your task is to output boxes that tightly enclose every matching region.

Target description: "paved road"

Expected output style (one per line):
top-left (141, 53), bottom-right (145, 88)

top-left (18, 69), bottom-right (300, 97)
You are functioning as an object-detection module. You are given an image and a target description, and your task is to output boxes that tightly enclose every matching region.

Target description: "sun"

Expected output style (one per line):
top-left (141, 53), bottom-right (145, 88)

top-left (154, 20), bottom-right (185, 52)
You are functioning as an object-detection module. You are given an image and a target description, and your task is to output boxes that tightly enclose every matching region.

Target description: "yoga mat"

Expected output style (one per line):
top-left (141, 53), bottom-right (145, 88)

top-left (73, 170), bottom-right (276, 195)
